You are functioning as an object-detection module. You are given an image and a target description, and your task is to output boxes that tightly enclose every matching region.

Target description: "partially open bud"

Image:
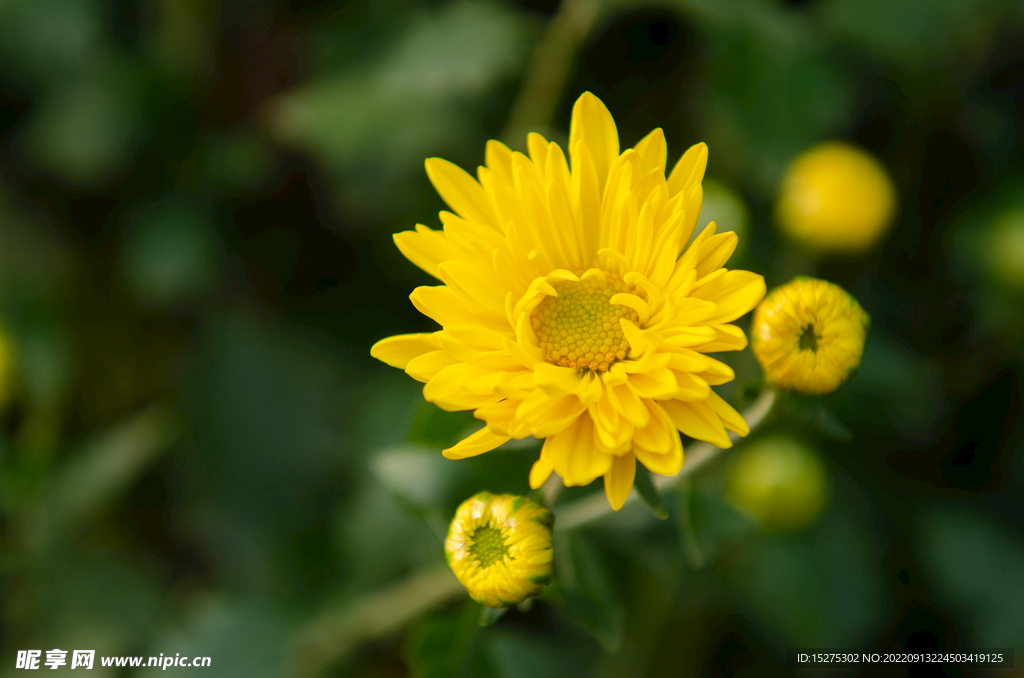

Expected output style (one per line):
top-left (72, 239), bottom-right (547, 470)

top-left (444, 492), bottom-right (554, 609)
top-left (751, 277), bottom-right (870, 395)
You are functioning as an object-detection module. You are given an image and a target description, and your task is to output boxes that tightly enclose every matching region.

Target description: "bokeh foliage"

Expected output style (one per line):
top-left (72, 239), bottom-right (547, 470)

top-left (0, 0), bottom-right (1023, 676)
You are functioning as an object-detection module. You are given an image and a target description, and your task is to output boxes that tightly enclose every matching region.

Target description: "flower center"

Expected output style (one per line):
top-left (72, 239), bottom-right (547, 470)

top-left (470, 525), bottom-right (509, 568)
top-left (530, 270), bottom-right (639, 373)
top-left (799, 323), bottom-right (820, 352)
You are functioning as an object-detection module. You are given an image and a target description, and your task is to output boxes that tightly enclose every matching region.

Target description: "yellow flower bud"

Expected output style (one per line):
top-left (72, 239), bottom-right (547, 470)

top-left (727, 435), bottom-right (828, 532)
top-left (751, 277), bottom-right (870, 395)
top-left (777, 141), bottom-right (896, 253)
top-left (444, 492), bottom-right (554, 609)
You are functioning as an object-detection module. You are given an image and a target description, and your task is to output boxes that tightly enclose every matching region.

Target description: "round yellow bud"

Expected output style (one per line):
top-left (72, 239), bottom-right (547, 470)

top-left (444, 492), bottom-right (554, 609)
top-left (726, 435), bottom-right (828, 532)
top-left (776, 141), bottom-right (896, 253)
top-left (751, 277), bottom-right (870, 395)
top-left (986, 207), bottom-right (1024, 291)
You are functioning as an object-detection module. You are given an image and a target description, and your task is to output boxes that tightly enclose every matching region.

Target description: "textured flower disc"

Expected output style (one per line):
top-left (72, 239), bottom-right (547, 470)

top-left (445, 492), bottom-right (554, 608)
top-left (751, 276), bottom-right (870, 395)
top-left (372, 92), bottom-right (767, 509)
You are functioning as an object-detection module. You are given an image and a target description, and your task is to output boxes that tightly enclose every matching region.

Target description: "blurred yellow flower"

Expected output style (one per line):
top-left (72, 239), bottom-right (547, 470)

top-left (986, 207), bottom-right (1024, 291)
top-left (726, 435), bottom-right (828, 531)
top-left (0, 327), bottom-right (16, 409)
top-left (751, 277), bottom-right (869, 394)
top-left (776, 141), bottom-right (896, 253)
top-left (372, 92), bottom-right (765, 510)
top-left (445, 492), bottom-right (554, 608)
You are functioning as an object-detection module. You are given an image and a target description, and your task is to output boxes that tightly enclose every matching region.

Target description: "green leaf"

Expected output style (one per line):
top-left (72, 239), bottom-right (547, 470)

top-left (544, 532), bottom-right (624, 652)
top-left (633, 465), bottom-right (668, 519)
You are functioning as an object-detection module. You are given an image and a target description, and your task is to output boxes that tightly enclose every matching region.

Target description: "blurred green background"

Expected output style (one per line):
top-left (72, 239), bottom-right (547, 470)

top-left (2, 0), bottom-right (1024, 676)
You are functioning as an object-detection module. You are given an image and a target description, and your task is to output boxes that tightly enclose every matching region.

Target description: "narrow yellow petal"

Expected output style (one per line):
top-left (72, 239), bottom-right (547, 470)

top-left (603, 453), bottom-right (636, 511)
top-left (667, 142), bottom-right (708, 197)
top-left (370, 333), bottom-right (441, 369)
top-left (529, 457), bottom-right (554, 489)
top-left (633, 127), bottom-right (667, 175)
top-left (425, 157), bottom-right (497, 227)
top-left (532, 363), bottom-right (581, 396)
top-left (694, 228), bottom-right (739, 279)
top-left (660, 398), bottom-right (732, 448)
top-left (569, 92), bottom-right (620, 194)
top-left (631, 400), bottom-right (675, 455)
top-left (485, 139), bottom-right (515, 185)
top-left (627, 366), bottom-right (678, 399)
top-left (393, 226), bottom-right (454, 279)
top-left (691, 270), bottom-right (767, 324)
top-left (410, 285), bottom-right (504, 331)
top-left (443, 427), bottom-right (511, 459)
top-left (634, 403), bottom-right (684, 476)
top-left (405, 349), bottom-right (460, 382)
top-left (706, 390), bottom-right (750, 436)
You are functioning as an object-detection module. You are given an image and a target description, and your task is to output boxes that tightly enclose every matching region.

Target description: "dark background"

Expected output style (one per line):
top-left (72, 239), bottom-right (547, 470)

top-left (1, 0), bottom-right (1023, 676)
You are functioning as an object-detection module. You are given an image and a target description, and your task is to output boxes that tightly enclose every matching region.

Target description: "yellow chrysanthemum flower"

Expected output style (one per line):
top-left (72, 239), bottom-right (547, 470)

top-left (726, 435), bottom-right (828, 532)
top-left (445, 492), bottom-right (554, 608)
top-left (372, 92), bottom-right (766, 509)
top-left (776, 141), bottom-right (896, 253)
top-left (751, 277), bottom-right (869, 394)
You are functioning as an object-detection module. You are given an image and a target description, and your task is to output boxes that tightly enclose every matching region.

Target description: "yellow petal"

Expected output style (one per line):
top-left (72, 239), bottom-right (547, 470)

top-left (691, 270), bottom-right (767, 324)
top-left (571, 140), bottom-right (602, 262)
top-left (694, 228), bottom-right (739, 279)
top-left (411, 285), bottom-right (507, 331)
top-left (541, 413), bottom-right (609, 486)
top-left (405, 349), bottom-right (460, 382)
top-left (529, 457), bottom-right (554, 489)
top-left (603, 453), bottom-right (636, 510)
top-left (706, 390), bottom-right (749, 436)
top-left (626, 366), bottom-right (678, 399)
top-left (695, 324), bottom-right (748, 352)
top-left (660, 398), bottom-right (732, 448)
top-left (533, 362), bottom-right (584, 397)
top-left (569, 92), bottom-right (620, 194)
top-left (393, 226), bottom-right (455, 279)
top-left (370, 333), bottom-right (441, 370)
top-left (443, 427), bottom-right (510, 459)
top-left (485, 139), bottom-right (515, 185)
top-left (667, 142), bottom-right (708, 197)
top-left (631, 400), bottom-right (675, 455)
top-left (424, 363), bottom-right (501, 411)
top-left (425, 157), bottom-right (497, 227)
top-left (633, 127), bottom-right (667, 175)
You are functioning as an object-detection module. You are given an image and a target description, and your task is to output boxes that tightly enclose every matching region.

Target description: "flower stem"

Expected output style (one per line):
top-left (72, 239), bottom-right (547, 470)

top-left (289, 564), bottom-right (464, 678)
